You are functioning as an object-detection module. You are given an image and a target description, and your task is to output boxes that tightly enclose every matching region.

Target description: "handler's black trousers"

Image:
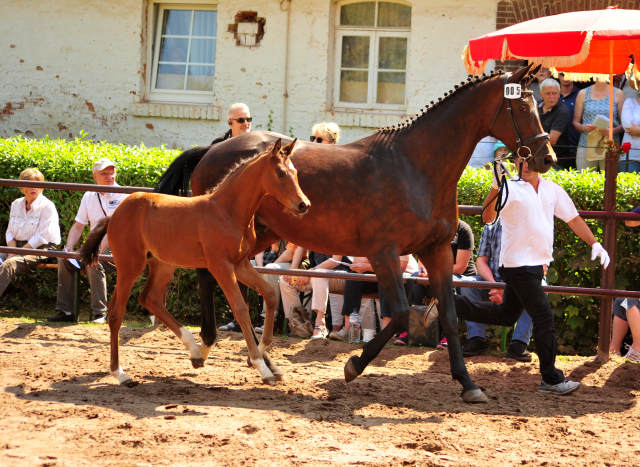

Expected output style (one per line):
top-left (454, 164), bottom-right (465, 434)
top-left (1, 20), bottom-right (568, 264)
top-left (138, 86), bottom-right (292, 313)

top-left (454, 265), bottom-right (564, 385)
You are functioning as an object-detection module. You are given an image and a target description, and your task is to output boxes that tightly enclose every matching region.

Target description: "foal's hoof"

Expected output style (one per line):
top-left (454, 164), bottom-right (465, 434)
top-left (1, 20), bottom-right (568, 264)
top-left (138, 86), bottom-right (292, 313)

top-left (262, 376), bottom-right (276, 386)
top-left (344, 356), bottom-right (362, 383)
top-left (190, 358), bottom-right (205, 369)
top-left (121, 380), bottom-right (139, 388)
top-left (462, 388), bottom-right (488, 404)
top-left (273, 373), bottom-right (286, 382)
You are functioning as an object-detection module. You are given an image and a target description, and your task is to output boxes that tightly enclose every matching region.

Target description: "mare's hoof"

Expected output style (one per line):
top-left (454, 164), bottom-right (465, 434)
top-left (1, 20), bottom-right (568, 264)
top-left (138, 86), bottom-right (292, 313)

top-left (191, 358), bottom-right (205, 369)
top-left (121, 380), bottom-right (139, 388)
top-left (462, 388), bottom-right (488, 404)
top-left (262, 376), bottom-right (276, 386)
top-left (344, 356), bottom-right (362, 383)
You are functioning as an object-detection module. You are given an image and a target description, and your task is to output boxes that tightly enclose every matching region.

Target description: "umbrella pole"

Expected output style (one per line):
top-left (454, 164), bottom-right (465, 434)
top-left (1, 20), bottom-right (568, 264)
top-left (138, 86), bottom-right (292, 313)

top-left (597, 41), bottom-right (617, 363)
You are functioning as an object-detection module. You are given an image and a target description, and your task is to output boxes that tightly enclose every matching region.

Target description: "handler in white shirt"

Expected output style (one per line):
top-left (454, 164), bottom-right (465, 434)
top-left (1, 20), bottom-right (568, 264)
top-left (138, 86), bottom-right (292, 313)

top-left (455, 158), bottom-right (610, 396)
top-left (47, 158), bottom-right (128, 324)
top-left (0, 169), bottom-right (61, 297)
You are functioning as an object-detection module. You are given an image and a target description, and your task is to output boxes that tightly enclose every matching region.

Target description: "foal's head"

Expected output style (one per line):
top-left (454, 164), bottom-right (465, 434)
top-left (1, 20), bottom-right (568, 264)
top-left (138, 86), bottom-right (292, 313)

top-left (263, 138), bottom-right (310, 218)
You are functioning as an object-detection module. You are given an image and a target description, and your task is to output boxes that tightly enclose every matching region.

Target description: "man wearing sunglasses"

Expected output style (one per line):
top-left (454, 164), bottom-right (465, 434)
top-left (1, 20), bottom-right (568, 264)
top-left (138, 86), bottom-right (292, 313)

top-left (211, 103), bottom-right (252, 145)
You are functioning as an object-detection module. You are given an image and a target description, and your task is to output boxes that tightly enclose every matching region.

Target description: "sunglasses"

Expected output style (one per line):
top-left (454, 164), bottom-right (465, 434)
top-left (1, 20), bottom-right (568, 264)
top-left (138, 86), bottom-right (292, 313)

top-left (310, 136), bottom-right (324, 143)
top-left (229, 117), bottom-right (252, 124)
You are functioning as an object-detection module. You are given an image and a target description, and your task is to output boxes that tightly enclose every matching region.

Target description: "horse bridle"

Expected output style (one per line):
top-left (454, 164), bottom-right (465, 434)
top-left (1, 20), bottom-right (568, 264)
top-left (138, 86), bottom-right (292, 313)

top-left (488, 73), bottom-right (549, 166)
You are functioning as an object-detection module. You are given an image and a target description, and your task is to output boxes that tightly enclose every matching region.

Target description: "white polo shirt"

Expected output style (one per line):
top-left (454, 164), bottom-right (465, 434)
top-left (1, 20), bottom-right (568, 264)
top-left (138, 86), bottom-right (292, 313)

top-left (499, 177), bottom-right (579, 268)
top-left (75, 185), bottom-right (129, 230)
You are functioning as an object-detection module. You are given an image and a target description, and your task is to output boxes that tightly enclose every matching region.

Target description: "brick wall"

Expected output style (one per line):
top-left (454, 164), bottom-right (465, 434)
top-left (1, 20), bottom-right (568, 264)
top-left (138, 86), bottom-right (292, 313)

top-left (495, 0), bottom-right (640, 73)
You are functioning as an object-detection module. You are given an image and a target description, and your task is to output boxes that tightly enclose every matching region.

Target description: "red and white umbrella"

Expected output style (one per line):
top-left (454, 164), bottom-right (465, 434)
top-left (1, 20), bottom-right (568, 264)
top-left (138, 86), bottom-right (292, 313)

top-left (462, 6), bottom-right (640, 139)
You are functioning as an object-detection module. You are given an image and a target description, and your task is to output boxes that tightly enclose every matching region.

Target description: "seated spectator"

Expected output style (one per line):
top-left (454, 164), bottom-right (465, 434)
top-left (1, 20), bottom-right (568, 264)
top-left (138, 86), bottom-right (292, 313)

top-left (621, 95), bottom-right (640, 173)
top-left (311, 122), bottom-right (340, 144)
top-left (212, 103), bottom-right (251, 145)
top-left (529, 67), bottom-right (553, 104)
top-left (280, 252), bottom-right (350, 339)
top-left (610, 298), bottom-right (640, 361)
top-left (0, 169), bottom-right (61, 298)
top-left (460, 217), bottom-right (539, 361)
top-left (48, 158), bottom-right (127, 324)
top-left (537, 79), bottom-right (572, 170)
top-left (252, 242), bottom-right (307, 334)
top-left (610, 206), bottom-right (640, 361)
top-left (334, 255), bottom-right (418, 344)
top-left (413, 219), bottom-right (477, 349)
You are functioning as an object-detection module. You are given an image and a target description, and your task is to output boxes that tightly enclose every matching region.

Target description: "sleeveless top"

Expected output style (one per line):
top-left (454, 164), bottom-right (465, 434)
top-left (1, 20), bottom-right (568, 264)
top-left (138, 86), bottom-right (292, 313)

top-left (578, 86), bottom-right (621, 147)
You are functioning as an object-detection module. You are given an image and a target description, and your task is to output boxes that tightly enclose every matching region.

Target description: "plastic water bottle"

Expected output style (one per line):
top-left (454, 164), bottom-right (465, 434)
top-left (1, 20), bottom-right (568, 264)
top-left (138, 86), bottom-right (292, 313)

top-left (349, 310), bottom-right (361, 343)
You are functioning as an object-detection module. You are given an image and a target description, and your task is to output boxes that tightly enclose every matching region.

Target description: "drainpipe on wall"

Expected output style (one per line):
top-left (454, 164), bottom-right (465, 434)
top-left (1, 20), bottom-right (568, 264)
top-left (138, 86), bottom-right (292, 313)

top-left (281, 0), bottom-right (292, 135)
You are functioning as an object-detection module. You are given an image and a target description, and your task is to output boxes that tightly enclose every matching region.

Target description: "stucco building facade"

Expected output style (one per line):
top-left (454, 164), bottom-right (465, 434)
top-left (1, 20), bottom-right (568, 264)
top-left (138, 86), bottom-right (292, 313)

top-left (3, 0), bottom-right (632, 147)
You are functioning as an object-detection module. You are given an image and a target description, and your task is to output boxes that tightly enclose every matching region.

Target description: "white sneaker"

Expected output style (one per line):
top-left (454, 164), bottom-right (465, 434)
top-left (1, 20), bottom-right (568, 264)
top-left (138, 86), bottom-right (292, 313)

top-left (624, 346), bottom-right (640, 362)
top-left (329, 328), bottom-right (348, 341)
top-left (311, 326), bottom-right (328, 339)
top-left (91, 315), bottom-right (107, 324)
top-left (538, 379), bottom-right (580, 395)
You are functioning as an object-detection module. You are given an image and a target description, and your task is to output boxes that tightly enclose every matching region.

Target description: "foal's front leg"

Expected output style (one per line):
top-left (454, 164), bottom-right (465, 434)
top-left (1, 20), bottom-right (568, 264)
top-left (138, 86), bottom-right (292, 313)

top-left (212, 262), bottom-right (275, 385)
top-left (235, 259), bottom-right (284, 380)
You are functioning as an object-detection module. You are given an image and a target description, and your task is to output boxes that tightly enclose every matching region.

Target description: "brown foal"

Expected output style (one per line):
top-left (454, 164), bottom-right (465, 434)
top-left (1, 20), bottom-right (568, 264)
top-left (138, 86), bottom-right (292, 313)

top-left (78, 139), bottom-right (309, 385)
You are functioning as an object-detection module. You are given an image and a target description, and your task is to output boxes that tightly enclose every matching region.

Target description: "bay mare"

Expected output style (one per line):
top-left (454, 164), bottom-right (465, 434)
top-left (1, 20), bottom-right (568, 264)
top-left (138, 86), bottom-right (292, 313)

top-left (79, 139), bottom-right (309, 385)
top-left (154, 65), bottom-right (556, 402)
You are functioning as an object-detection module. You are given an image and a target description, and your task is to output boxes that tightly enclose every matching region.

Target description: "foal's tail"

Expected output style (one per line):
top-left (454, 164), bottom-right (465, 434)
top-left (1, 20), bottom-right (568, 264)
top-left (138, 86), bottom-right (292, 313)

top-left (154, 145), bottom-right (210, 196)
top-left (77, 217), bottom-right (110, 266)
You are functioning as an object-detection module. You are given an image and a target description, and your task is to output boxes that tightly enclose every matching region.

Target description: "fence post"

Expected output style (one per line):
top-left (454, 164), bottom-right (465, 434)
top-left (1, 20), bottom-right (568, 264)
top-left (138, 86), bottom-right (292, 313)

top-left (598, 150), bottom-right (619, 362)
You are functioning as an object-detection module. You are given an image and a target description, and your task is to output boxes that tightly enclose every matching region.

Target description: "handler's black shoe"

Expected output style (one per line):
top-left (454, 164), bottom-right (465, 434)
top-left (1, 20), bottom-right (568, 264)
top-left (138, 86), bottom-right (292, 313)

top-left (506, 340), bottom-right (532, 362)
top-left (462, 337), bottom-right (490, 357)
top-left (46, 311), bottom-right (74, 323)
top-left (538, 379), bottom-right (580, 395)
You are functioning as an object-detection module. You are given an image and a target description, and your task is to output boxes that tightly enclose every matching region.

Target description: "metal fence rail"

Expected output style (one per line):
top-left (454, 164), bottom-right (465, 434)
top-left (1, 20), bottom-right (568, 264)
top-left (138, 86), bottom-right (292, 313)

top-left (2, 246), bottom-right (639, 300)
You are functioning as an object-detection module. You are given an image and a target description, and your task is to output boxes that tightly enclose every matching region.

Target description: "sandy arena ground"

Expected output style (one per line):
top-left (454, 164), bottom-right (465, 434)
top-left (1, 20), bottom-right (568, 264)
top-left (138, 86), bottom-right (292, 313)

top-left (0, 319), bottom-right (639, 467)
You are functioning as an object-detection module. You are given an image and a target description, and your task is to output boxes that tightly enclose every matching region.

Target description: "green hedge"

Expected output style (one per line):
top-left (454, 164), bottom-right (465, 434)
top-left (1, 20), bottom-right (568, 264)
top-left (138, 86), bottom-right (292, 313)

top-left (1, 135), bottom-right (639, 354)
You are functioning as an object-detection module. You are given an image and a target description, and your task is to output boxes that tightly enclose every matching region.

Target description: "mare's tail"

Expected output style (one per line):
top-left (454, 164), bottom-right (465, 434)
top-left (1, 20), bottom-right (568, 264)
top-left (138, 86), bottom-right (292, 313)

top-left (77, 217), bottom-right (110, 265)
top-left (154, 146), bottom-right (210, 196)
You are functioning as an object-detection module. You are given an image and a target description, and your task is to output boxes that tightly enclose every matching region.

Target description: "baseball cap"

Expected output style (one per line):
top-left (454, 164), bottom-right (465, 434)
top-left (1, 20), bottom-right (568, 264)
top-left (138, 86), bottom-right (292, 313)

top-left (631, 206), bottom-right (640, 214)
top-left (493, 141), bottom-right (507, 155)
top-left (92, 158), bottom-right (116, 173)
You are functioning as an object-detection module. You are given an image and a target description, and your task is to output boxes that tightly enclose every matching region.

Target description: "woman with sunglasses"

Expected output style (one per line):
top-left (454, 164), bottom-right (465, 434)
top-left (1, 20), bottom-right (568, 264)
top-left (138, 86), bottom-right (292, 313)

top-left (310, 122), bottom-right (340, 144)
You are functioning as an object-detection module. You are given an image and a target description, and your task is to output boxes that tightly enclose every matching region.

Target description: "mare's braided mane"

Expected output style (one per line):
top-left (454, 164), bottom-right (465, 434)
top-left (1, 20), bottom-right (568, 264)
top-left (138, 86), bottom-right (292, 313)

top-left (375, 69), bottom-right (505, 134)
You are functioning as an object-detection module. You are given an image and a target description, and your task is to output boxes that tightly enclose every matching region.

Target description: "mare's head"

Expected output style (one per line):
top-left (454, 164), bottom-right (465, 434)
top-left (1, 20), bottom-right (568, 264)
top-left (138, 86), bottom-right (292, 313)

top-left (490, 64), bottom-right (556, 173)
top-left (262, 138), bottom-right (310, 218)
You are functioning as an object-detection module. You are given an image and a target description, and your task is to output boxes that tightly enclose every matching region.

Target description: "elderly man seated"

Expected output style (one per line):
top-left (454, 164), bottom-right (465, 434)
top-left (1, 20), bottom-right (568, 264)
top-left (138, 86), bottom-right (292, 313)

top-left (538, 78), bottom-right (571, 169)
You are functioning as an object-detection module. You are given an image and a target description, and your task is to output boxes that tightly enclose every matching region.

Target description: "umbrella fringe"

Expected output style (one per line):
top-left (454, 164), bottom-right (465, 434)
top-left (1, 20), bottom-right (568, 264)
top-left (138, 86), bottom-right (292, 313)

top-left (461, 44), bottom-right (488, 75)
top-left (463, 32), bottom-right (593, 76)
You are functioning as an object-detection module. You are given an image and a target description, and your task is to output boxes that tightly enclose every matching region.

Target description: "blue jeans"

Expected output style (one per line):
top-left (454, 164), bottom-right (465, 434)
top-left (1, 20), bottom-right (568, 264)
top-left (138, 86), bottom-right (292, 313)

top-left (619, 160), bottom-right (640, 173)
top-left (461, 274), bottom-right (537, 344)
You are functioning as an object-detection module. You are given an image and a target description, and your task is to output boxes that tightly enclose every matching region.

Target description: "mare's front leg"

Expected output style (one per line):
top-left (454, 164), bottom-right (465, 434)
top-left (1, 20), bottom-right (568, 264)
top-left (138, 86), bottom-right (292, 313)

top-left (141, 259), bottom-right (204, 368)
top-left (196, 268), bottom-right (218, 361)
top-left (235, 259), bottom-right (284, 381)
top-left (344, 251), bottom-right (407, 382)
top-left (211, 261), bottom-right (275, 385)
top-left (419, 245), bottom-right (487, 403)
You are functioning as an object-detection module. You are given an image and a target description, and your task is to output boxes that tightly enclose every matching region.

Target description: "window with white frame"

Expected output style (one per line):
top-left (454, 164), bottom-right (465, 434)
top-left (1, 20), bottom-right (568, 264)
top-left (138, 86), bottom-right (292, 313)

top-left (334, 1), bottom-right (411, 110)
top-left (149, 3), bottom-right (217, 104)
